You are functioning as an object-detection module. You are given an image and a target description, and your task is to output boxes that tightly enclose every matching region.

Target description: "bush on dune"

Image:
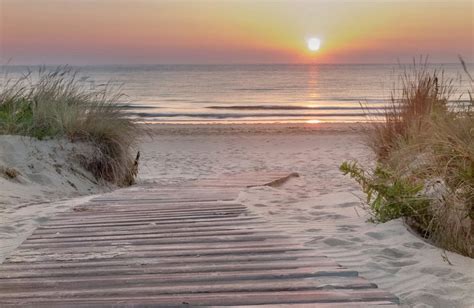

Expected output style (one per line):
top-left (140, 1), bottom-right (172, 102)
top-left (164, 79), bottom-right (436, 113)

top-left (341, 59), bottom-right (473, 257)
top-left (0, 67), bottom-right (140, 186)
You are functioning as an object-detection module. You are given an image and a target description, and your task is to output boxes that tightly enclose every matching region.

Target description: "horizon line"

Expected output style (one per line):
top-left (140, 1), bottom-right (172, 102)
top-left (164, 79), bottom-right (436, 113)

top-left (1, 62), bottom-right (472, 67)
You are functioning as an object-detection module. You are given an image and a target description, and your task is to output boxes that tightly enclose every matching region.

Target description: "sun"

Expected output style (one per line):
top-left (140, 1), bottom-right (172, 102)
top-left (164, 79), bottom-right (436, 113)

top-left (307, 37), bottom-right (321, 51)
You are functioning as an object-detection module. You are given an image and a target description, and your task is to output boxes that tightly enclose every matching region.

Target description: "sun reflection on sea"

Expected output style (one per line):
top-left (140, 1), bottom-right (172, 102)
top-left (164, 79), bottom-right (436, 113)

top-left (307, 65), bottom-right (320, 101)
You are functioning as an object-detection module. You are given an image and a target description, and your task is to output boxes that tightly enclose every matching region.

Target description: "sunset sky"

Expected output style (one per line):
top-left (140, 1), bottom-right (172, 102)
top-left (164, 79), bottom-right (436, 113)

top-left (1, 0), bottom-right (472, 65)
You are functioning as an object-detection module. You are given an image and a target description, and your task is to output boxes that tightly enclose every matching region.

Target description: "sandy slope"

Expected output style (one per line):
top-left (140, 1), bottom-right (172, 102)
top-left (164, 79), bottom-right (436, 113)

top-left (0, 135), bottom-right (110, 207)
top-left (0, 135), bottom-right (111, 261)
top-left (1, 124), bottom-right (473, 307)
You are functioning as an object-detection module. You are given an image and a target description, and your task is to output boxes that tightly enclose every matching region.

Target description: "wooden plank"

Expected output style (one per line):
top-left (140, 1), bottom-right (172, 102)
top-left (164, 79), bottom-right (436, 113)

top-left (27, 226), bottom-right (270, 239)
top-left (44, 211), bottom-right (248, 224)
top-left (0, 277), bottom-right (375, 294)
top-left (37, 216), bottom-right (262, 229)
top-left (0, 278), bottom-right (379, 299)
top-left (6, 246), bottom-right (313, 264)
top-left (59, 205), bottom-right (247, 216)
top-left (19, 234), bottom-right (288, 249)
top-left (0, 290), bottom-right (398, 306)
top-left (0, 267), bottom-right (352, 287)
top-left (25, 229), bottom-right (277, 242)
top-left (8, 241), bottom-right (307, 260)
top-left (0, 261), bottom-right (344, 279)
top-left (0, 252), bottom-right (329, 270)
top-left (31, 220), bottom-right (264, 235)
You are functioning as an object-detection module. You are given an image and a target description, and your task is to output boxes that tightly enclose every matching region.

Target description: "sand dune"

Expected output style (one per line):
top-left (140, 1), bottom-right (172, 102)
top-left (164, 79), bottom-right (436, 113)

top-left (0, 135), bottom-right (110, 207)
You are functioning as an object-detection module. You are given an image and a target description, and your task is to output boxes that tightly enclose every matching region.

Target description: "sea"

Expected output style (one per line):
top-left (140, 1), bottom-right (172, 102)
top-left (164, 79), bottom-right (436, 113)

top-left (1, 64), bottom-right (472, 124)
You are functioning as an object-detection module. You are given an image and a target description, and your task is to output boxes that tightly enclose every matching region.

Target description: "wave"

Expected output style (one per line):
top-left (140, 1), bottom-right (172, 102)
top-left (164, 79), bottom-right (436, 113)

top-left (206, 105), bottom-right (384, 111)
top-left (131, 112), bottom-right (376, 119)
top-left (233, 88), bottom-right (287, 91)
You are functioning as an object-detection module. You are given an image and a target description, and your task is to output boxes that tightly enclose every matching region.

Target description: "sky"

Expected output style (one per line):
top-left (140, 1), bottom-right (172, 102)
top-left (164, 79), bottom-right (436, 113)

top-left (1, 0), bottom-right (473, 65)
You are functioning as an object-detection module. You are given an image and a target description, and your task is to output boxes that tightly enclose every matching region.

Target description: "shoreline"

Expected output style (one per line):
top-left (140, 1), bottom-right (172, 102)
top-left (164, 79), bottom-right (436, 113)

top-left (142, 122), bottom-right (366, 135)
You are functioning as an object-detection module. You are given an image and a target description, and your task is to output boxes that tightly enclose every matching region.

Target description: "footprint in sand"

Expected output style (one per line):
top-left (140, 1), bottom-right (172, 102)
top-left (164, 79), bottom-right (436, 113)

top-left (420, 267), bottom-right (454, 277)
top-left (292, 215), bottom-right (313, 222)
top-left (402, 242), bottom-right (426, 249)
top-left (306, 236), bottom-right (326, 244)
top-left (305, 228), bottom-right (321, 233)
top-left (323, 237), bottom-right (355, 246)
top-left (365, 231), bottom-right (390, 240)
top-left (338, 225), bottom-right (356, 232)
top-left (379, 247), bottom-right (414, 259)
top-left (387, 259), bottom-right (419, 267)
top-left (337, 202), bottom-right (358, 208)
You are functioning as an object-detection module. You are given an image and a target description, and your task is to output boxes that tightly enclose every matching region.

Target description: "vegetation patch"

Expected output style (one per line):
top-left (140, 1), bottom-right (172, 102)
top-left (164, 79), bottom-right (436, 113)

top-left (342, 59), bottom-right (473, 257)
top-left (0, 166), bottom-right (20, 180)
top-left (0, 67), bottom-right (141, 186)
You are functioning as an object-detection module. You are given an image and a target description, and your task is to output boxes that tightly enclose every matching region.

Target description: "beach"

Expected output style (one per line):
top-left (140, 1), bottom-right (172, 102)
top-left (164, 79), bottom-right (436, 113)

top-left (1, 122), bottom-right (472, 307)
top-left (1, 0), bottom-right (473, 305)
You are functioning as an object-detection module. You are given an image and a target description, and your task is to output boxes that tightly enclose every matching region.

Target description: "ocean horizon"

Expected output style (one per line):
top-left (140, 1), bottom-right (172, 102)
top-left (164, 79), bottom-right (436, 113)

top-left (1, 63), bottom-right (472, 123)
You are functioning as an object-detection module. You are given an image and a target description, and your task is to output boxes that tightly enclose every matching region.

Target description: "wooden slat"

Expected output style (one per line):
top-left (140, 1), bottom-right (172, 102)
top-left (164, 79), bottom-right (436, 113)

top-left (19, 234), bottom-right (288, 249)
top-left (0, 267), bottom-right (352, 286)
top-left (0, 262), bottom-right (344, 279)
top-left (7, 246), bottom-right (313, 264)
top-left (0, 277), bottom-right (376, 294)
top-left (0, 278), bottom-right (379, 299)
top-left (0, 290), bottom-right (397, 306)
top-left (31, 220), bottom-right (264, 235)
top-left (0, 252), bottom-right (329, 270)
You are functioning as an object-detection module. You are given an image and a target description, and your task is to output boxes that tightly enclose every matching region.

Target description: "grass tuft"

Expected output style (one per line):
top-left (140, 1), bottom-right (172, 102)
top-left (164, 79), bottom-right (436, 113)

top-left (342, 58), bottom-right (473, 257)
top-left (0, 67), bottom-right (141, 186)
top-left (0, 166), bottom-right (20, 179)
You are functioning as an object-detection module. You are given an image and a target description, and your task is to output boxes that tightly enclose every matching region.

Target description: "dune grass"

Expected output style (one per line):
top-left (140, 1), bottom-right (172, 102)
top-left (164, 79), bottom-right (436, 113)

top-left (341, 59), bottom-right (473, 257)
top-left (0, 67), bottom-right (140, 186)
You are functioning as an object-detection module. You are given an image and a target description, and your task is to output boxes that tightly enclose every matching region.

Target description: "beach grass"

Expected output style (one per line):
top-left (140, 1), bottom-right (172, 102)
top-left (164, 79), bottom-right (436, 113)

top-left (342, 59), bottom-right (473, 257)
top-left (0, 67), bottom-right (140, 186)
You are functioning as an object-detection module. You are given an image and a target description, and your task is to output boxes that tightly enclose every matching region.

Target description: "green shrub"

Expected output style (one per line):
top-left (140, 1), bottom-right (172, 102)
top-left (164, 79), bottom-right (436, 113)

top-left (340, 161), bottom-right (430, 225)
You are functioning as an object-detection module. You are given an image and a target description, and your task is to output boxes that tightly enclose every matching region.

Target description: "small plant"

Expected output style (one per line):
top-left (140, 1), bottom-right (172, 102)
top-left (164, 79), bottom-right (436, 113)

top-left (0, 166), bottom-right (20, 179)
top-left (340, 161), bottom-right (430, 224)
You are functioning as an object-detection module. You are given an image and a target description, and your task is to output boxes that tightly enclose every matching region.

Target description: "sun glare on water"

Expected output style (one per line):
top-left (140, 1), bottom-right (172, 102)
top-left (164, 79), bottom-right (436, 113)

top-left (307, 37), bottom-right (321, 51)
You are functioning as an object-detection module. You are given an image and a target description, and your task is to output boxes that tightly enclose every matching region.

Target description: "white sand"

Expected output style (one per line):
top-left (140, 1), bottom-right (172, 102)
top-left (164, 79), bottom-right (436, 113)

top-left (1, 124), bottom-right (473, 307)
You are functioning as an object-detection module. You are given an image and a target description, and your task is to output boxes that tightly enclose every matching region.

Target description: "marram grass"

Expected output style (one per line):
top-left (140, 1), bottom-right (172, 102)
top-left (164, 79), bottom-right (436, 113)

top-left (0, 67), bottom-right (140, 186)
top-left (342, 59), bottom-right (473, 257)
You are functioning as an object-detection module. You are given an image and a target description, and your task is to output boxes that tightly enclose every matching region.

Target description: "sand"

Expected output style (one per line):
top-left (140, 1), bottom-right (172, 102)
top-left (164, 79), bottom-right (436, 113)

top-left (0, 135), bottom-right (111, 261)
top-left (0, 135), bottom-right (115, 207)
top-left (1, 123), bottom-right (473, 307)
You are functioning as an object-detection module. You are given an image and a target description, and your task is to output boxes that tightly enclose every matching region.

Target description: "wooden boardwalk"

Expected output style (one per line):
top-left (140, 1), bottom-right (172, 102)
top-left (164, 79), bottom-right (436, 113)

top-left (0, 172), bottom-right (399, 307)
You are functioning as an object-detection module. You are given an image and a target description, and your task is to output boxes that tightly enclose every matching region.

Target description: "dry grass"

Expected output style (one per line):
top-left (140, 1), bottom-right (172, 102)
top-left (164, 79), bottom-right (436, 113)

top-left (365, 58), bottom-right (453, 160)
top-left (0, 67), bottom-right (141, 186)
top-left (353, 58), bottom-right (473, 257)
